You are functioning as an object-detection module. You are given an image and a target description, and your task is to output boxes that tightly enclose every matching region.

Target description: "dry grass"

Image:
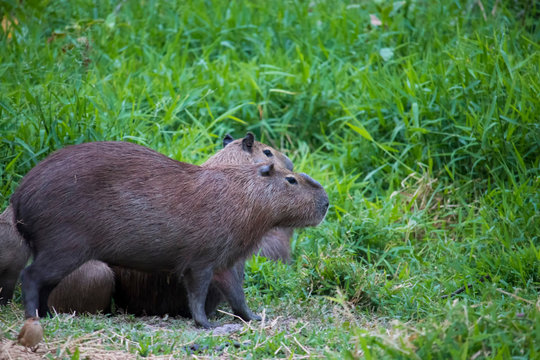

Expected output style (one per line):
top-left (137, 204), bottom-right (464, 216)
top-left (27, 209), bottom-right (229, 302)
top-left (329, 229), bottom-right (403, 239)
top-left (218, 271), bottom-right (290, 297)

top-left (0, 302), bottom-right (418, 359)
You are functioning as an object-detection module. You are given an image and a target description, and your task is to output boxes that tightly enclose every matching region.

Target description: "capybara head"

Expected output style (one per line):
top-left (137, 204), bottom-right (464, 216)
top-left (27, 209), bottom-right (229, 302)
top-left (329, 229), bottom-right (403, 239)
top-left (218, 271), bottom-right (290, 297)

top-left (223, 162), bottom-right (329, 229)
top-left (204, 132), bottom-right (294, 171)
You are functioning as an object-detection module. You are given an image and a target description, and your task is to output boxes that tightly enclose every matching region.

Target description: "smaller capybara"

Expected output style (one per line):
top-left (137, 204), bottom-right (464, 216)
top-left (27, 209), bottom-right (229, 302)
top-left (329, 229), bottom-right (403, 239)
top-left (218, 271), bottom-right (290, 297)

top-left (47, 260), bottom-right (114, 314)
top-left (12, 141), bottom-right (328, 328)
top-left (0, 206), bottom-right (114, 313)
top-left (113, 133), bottom-right (296, 317)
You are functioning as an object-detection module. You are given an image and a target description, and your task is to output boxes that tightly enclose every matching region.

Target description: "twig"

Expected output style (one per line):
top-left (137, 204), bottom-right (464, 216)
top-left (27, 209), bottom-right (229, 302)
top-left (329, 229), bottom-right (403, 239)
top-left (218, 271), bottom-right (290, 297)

top-left (476, 0), bottom-right (487, 21)
top-left (294, 336), bottom-right (311, 355)
top-left (216, 309), bottom-right (255, 331)
top-left (495, 288), bottom-right (535, 306)
top-left (491, 0), bottom-right (500, 16)
top-left (441, 275), bottom-right (491, 299)
top-left (114, 0), bottom-right (127, 14)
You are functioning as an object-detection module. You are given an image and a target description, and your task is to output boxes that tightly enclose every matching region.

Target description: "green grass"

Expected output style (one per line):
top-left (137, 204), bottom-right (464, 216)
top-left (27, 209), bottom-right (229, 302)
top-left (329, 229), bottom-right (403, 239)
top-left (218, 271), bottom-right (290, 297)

top-left (1, 0), bottom-right (539, 358)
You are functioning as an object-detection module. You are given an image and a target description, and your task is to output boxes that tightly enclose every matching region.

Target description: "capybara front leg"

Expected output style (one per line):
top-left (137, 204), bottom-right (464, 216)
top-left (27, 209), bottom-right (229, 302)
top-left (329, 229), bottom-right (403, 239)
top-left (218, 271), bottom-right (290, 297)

top-left (38, 284), bottom-right (56, 317)
top-left (21, 267), bottom-right (40, 318)
top-left (183, 267), bottom-right (214, 328)
top-left (213, 267), bottom-right (261, 322)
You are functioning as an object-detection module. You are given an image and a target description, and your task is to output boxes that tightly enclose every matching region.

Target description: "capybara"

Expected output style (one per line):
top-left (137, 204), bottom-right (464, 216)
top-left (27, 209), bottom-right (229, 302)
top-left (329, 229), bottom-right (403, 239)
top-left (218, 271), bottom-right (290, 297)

top-left (113, 133), bottom-right (296, 316)
top-left (0, 206), bottom-right (29, 305)
top-left (12, 141), bottom-right (328, 328)
top-left (2, 133), bottom-right (294, 314)
top-left (47, 260), bottom-right (115, 314)
top-left (1, 207), bottom-right (115, 314)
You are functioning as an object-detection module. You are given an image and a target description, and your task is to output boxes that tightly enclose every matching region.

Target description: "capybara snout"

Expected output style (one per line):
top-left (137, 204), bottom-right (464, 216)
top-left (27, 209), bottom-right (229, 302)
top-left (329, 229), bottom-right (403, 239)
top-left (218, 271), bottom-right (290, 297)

top-left (298, 172), bottom-right (329, 219)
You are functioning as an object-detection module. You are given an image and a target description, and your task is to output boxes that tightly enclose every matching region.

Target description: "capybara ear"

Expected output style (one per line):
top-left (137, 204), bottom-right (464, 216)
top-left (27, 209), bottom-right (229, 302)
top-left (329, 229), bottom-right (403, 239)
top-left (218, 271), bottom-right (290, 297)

top-left (223, 134), bottom-right (234, 148)
top-left (258, 163), bottom-right (274, 177)
top-left (242, 132), bottom-right (255, 152)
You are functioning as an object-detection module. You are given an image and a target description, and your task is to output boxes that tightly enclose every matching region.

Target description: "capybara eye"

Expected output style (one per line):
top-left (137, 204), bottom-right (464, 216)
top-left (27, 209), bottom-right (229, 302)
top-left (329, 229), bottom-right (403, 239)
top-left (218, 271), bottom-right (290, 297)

top-left (286, 176), bottom-right (297, 185)
top-left (263, 149), bottom-right (273, 157)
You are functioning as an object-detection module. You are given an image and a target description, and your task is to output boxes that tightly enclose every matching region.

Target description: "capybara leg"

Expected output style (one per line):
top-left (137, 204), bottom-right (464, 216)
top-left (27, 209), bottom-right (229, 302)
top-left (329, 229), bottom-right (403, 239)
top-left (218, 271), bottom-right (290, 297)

top-left (0, 272), bottom-right (18, 305)
top-left (204, 283), bottom-right (224, 318)
top-left (38, 284), bottom-right (56, 317)
top-left (21, 266), bottom-right (41, 318)
top-left (183, 267), bottom-right (214, 328)
top-left (213, 268), bottom-right (261, 322)
top-left (22, 251), bottom-right (86, 318)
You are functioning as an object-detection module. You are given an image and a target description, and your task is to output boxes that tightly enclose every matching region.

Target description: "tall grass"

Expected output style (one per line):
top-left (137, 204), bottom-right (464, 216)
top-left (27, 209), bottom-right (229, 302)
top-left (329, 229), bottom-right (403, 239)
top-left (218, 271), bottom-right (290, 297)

top-left (1, 0), bottom-right (538, 358)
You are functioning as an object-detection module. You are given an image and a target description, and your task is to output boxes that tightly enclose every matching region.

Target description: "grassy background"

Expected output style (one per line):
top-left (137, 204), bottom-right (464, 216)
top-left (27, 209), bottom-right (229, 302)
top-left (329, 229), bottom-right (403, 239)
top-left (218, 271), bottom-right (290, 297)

top-left (1, 0), bottom-right (539, 358)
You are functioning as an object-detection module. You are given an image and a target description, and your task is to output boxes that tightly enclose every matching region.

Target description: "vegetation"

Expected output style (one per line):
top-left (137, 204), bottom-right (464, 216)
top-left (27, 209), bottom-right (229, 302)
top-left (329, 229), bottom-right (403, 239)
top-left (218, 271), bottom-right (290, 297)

top-left (1, 0), bottom-right (538, 358)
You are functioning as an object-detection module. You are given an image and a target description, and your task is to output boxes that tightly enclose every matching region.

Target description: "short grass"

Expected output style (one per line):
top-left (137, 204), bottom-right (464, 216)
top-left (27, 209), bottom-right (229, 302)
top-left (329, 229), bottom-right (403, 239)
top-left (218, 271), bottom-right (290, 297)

top-left (1, 0), bottom-right (539, 358)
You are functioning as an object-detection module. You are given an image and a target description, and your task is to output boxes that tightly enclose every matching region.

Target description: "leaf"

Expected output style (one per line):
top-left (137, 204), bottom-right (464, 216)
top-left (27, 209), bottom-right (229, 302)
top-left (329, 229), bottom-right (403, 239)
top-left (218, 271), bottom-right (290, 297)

top-left (380, 47), bottom-right (394, 61)
top-left (1, 16), bottom-right (18, 40)
top-left (105, 13), bottom-right (116, 29)
top-left (346, 122), bottom-right (374, 142)
top-left (370, 14), bottom-right (382, 27)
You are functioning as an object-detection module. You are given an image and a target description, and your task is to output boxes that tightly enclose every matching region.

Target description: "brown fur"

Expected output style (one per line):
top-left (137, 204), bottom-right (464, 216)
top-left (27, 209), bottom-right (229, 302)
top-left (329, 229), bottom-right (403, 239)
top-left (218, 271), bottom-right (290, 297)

top-left (0, 206), bottom-right (29, 305)
top-left (204, 133), bottom-right (294, 262)
top-left (12, 141), bottom-right (328, 327)
top-left (256, 227), bottom-right (295, 262)
top-left (47, 260), bottom-right (114, 314)
top-left (1, 208), bottom-right (114, 313)
top-left (113, 133), bottom-right (295, 317)
top-left (2, 133), bottom-right (294, 315)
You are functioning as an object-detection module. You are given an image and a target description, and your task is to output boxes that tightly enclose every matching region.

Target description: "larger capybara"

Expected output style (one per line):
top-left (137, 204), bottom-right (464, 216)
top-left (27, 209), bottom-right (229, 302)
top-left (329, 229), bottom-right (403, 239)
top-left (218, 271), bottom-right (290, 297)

top-left (113, 133), bottom-right (296, 316)
top-left (0, 206), bottom-right (115, 313)
top-left (12, 141), bottom-right (328, 328)
top-left (2, 133), bottom-right (295, 315)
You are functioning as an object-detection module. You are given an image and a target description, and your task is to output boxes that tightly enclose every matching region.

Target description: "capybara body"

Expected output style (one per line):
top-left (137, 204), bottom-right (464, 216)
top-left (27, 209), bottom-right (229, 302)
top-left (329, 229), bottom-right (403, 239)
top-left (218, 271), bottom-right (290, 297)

top-left (1, 207), bottom-right (115, 313)
top-left (12, 141), bottom-right (328, 327)
top-left (0, 206), bottom-right (29, 305)
top-left (113, 133), bottom-right (296, 317)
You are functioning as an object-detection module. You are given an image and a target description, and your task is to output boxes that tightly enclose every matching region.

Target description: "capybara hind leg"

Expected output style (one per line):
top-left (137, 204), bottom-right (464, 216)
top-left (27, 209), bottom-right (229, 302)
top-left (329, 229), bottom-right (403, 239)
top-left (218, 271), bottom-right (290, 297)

top-left (22, 252), bottom-right (87, 318)
top-left (213, 268), bottom-right (261, 322)
top-left (183, 268), bottom-right (214, 328)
